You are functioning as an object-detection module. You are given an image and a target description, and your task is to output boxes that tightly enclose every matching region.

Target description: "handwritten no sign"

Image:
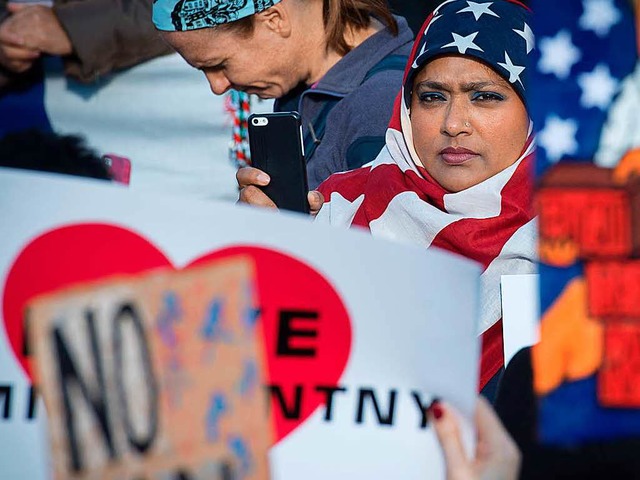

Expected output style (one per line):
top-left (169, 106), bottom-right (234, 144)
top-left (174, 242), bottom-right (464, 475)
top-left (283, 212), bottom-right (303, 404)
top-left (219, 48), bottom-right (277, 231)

top-left (2, 224), bottom-right (351, 442)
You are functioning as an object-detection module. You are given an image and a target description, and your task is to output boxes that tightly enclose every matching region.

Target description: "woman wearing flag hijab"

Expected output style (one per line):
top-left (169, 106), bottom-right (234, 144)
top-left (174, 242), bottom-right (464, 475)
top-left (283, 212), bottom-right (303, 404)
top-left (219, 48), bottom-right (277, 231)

top-left (153, 0), bottom-right (413, 189)
top-left (316, 0), bottom-right (536, 394)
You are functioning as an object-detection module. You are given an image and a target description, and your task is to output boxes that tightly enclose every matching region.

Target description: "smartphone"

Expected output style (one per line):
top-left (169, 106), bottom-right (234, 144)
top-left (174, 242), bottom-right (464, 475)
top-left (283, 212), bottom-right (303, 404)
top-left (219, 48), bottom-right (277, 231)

top-left (248, 112), bottom-right (309, 213)
top-left (102, 154), bottom-right (132, 185)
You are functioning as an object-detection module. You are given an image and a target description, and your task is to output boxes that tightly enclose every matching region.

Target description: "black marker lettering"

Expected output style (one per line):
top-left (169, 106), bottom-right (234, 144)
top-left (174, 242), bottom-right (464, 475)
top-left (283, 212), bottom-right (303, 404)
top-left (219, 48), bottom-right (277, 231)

top-left (267, 384), bottom-right (303, 419)
top-left (113, 303), bottom-right (159, 454)
top-left (54, 309), bottom-right (116, 472)
top-left (356, 388), bottom-right (397, 426)
top-left (276, 310), bottom-right (318, 357)
top-left (411, 391), bottom-right (431, 429)
top-left (315, 385), bottom-right (346, 421)
top-left (0, 384), bottom-right (12, 419)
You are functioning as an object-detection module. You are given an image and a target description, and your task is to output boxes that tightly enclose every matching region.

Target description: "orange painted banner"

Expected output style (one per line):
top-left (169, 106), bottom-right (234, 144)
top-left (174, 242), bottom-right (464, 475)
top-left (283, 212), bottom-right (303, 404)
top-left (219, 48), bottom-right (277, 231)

top-left (537, 189), bottom-right (632, 259)
top-left (599, 322), bottom-right (640, 408)
top-left (586, 261), bottom-right (640, 318)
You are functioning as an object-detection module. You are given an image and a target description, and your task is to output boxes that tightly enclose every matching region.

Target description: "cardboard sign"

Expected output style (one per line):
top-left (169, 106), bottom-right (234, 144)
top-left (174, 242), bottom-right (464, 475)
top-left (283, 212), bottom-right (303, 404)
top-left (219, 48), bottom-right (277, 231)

top-left (0, 169), bottom-right (481, 479)
top-left (27, 258), bottom-right (272, 480)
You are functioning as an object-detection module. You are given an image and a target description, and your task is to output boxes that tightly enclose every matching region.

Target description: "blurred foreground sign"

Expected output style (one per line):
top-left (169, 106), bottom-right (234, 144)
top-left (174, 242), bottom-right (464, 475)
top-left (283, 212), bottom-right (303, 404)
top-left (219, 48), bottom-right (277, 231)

top-left (27, 258), bottom-right (271, 480)
top-left (0, 169), bottom-right (481, 479)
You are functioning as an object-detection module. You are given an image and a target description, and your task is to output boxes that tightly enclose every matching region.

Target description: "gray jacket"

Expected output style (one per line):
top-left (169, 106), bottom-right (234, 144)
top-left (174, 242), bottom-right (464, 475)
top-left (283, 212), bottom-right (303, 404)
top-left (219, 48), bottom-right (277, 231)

top-left (275, 16), bottom-right (414, 189)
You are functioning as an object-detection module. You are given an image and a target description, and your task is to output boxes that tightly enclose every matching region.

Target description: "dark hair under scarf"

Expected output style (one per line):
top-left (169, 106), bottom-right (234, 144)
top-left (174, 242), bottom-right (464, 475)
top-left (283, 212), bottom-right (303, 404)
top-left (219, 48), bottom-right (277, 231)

top-left (404, 0), bottom-right (532, 106)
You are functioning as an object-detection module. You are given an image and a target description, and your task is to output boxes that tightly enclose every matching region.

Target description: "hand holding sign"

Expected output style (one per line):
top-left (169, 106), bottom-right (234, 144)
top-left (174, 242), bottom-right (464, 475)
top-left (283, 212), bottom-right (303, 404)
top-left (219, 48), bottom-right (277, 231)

top-left (431, 397), bottom-right (520, 480)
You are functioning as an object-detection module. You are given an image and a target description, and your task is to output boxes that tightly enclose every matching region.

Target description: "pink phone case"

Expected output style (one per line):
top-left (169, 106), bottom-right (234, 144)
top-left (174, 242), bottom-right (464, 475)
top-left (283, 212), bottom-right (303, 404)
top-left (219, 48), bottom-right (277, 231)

top-left (102, 154), bottom-right (131, 185)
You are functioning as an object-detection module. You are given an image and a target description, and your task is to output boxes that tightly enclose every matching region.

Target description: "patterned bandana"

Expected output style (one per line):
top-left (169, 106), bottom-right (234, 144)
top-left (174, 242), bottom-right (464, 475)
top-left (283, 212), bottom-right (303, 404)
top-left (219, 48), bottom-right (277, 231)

top-left (316, 0), bottom-right (535, 390)
top-left (404, 0), bottom-right (532, 105)
top-left (153, 0), bottom-right (282, 32)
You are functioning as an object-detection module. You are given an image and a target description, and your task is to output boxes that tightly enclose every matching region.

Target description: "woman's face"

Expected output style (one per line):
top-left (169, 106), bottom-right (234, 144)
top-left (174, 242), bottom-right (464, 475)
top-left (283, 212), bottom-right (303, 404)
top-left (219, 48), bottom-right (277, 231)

top-left (163, 22), bottom-right (302, 99)
top-left (410, 55), bottom-right (529, 193)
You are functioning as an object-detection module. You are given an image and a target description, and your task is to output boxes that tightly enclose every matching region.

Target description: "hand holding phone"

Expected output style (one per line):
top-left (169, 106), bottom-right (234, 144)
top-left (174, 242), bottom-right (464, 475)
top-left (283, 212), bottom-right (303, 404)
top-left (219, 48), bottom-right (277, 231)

top-left (237, 167), bottom-right (325, 215)
top-left (237, 167), bottom-right (277, 209)
top-left (248, 112), bottom-right (309, 213)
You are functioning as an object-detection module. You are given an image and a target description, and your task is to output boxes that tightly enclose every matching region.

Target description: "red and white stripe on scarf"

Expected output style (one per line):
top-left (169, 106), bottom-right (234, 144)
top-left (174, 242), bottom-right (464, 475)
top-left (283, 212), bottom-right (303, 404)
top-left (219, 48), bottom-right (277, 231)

top-left (316, 90), bottom-right (537, 390)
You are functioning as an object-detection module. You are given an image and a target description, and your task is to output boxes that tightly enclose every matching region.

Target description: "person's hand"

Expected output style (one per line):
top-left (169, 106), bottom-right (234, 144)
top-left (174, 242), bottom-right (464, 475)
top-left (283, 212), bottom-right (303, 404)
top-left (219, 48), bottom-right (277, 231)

top-left (307, 190), bottom-right (324, 216)
top-left (4, 3), bottom-right (72, 56)
top-left (0, 14), bottom-right (40, 73)
top-left (429, 397), bottom-right (521, 480)
top-left (237, 166), bottom-right (277, 209)
top-left (236, 166), bottom-right (325, 215)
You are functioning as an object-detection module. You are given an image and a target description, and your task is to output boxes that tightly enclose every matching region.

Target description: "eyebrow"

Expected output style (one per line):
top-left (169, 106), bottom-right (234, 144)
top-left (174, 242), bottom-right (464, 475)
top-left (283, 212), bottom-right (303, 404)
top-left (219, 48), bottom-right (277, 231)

top-left (415, 80), bottom-right (506, 92)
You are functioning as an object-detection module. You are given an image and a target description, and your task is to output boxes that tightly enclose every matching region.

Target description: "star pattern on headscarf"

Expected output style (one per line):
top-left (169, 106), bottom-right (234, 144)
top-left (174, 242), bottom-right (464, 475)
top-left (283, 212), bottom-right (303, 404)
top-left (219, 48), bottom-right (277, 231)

top-left (406, 0), bottom-right (531, 105)
top-left (412, 14), bottom-right (444, 68)
top-left (457, 1), bottom-right (499, 21)
top-left (498, 52), bottom-right (526, 86)
top-left (442, 32), bottom-right (484, 54)
top-left (513, 22), bottom-right (535, 54)
top-left (422, 13), bottom-right (442, 36)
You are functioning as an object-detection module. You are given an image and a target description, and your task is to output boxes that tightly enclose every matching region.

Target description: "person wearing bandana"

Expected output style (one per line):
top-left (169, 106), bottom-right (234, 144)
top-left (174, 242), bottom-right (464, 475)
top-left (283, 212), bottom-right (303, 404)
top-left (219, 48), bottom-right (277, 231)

top-left (315, 0), bottom-right (535, 398)
top-left (153, 0), bottom-right (414, 189)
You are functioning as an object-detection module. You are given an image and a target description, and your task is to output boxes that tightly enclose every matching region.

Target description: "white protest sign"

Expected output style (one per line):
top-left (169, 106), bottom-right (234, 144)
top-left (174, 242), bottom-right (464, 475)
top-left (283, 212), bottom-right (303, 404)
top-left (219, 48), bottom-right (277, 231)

top-left (501, 274), bottom-right (540, 366)
top-left (0, 169), bottom-right (481, 479)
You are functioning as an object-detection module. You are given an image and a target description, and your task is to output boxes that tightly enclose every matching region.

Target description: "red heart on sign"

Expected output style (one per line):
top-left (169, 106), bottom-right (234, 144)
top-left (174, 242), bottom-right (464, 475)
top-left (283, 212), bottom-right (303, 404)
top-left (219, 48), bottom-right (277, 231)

top-left (2, 223), bottom-right (351, 442)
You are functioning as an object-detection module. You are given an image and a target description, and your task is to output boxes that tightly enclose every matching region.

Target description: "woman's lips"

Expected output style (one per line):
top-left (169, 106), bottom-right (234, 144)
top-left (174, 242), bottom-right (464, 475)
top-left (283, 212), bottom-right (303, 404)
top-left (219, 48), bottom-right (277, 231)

top-left (439, 147), bottom-right (479, 165)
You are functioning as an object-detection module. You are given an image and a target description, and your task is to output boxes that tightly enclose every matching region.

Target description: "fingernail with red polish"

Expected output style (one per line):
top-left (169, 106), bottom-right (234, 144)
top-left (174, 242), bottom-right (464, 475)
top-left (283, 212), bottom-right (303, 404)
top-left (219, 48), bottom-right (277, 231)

top-left (428, 398), bottom-right (443, 420)
top-left (432, 402), bottom-right (443, 420)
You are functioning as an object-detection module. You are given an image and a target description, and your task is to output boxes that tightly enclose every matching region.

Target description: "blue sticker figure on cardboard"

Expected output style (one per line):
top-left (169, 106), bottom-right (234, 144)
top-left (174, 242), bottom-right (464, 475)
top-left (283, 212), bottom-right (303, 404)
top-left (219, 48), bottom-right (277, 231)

top-left (237, 359), bottom-right (258, 398)
top-left (228, 435), bottom-right (253, 478)
top-left (241, 281), bottom-right (260, 335)
top-left (157, 291), bottom-right (182, 347)
top-left (206, 392), bottom-right (228, 442)
top-left (201, 298), bottom-right (233, 343)
top-left (156, 291), bottom-right (190, 407)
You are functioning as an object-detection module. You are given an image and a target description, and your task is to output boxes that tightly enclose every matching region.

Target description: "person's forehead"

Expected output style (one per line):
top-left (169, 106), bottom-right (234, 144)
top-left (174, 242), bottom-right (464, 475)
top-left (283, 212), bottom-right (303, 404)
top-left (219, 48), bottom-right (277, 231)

top-left (162, 28), bottom-right (234, 63)
top-left (415, 55), bottom-right (505, 84)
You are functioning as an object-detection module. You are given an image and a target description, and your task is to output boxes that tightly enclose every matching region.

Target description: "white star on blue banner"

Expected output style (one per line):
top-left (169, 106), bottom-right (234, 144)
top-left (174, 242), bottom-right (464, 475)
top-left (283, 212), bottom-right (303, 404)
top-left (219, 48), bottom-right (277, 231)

top-left (531, 0), bottom-right (636, 175)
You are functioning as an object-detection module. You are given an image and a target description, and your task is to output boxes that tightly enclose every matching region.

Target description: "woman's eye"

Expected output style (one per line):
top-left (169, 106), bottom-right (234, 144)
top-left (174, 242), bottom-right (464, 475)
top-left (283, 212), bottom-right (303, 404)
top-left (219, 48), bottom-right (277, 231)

top-left (472, 92), bottom-right (504, 102)
top-left (418, 92), bottom-right (446, 103)
top-left (206, 62), bottom-right (226, 72)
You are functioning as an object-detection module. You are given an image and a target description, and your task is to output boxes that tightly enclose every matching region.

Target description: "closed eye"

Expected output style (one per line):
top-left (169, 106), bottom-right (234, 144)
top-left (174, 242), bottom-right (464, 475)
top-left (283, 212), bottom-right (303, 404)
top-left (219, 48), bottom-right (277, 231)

top-left (200, 62), bottom-right (226, 73)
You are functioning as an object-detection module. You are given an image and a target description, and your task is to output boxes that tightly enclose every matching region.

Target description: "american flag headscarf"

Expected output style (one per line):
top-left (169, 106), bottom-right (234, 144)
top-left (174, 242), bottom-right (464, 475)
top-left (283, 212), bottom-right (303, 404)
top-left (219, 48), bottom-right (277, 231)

top-left (316, 0), bottom-right (535, 390)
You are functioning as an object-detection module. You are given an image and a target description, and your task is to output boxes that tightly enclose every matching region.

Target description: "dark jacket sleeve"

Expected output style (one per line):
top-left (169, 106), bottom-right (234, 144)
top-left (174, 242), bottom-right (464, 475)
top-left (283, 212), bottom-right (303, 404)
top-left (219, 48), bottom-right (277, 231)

top-left (54, 0), bottom-right (173, 83)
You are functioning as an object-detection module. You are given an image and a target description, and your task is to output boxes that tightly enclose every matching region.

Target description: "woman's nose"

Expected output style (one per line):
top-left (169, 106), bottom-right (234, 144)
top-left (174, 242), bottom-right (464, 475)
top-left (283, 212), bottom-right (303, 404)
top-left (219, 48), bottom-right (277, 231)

top-left (441, 100), bottom-right (472, 136)
top-left (205, 70), bottom-right (232, 95)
